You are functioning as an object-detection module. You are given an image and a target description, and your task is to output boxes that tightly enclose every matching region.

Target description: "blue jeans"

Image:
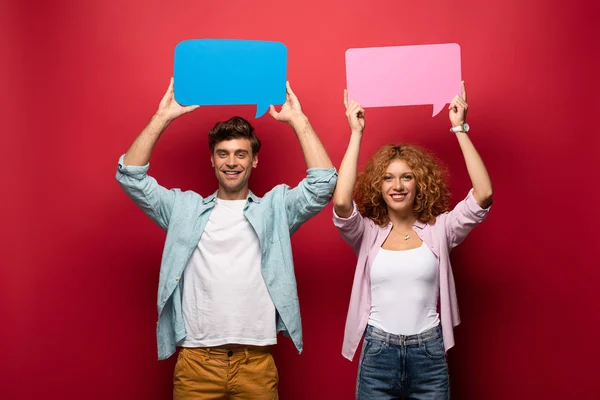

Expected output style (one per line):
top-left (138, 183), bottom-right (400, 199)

top-left (356, 325), bottom-right (449, 400)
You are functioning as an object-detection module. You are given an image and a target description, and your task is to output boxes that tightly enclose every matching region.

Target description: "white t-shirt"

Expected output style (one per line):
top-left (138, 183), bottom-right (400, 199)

top-left (368, 243), bottom-right (440, 335)
top-left (180, 199), bottom-right (277, 347)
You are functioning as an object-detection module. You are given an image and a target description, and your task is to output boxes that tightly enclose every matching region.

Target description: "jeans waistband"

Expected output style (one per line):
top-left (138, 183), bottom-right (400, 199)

top-left (366, 324), bottom-right (442, 347)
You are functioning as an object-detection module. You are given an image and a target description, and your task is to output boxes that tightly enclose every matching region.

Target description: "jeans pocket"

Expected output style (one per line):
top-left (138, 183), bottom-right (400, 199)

top-left (364, 338), bottom-right (387, 357)
top-left (423, 336), bottom-right (446, 359)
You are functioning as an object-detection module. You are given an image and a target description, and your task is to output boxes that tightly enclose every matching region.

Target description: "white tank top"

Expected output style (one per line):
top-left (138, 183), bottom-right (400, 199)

top-left (180, 198), bottom-right (277, 347)
top-left (368, 243), bottom-right (440, 335)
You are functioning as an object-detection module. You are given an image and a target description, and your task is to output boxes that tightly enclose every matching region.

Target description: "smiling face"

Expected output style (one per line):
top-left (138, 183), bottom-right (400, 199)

top-left (381, 159), bottom-right (418, 216)
top-left (211, 138), bottom-right (258, 200)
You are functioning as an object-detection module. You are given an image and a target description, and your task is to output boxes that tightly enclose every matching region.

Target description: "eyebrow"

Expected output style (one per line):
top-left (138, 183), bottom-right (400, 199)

top-left (215, 149), bottom-right (250, 154)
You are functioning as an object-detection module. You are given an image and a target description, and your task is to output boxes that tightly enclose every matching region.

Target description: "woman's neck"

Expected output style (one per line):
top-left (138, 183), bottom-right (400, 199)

top-left (387, 209), bottom-right (418, 229)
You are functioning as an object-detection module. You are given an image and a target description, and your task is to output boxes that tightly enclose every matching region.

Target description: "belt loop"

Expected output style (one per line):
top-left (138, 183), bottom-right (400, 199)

top-left (205, 348), bottom-right (211, 361)
top-left (385, 332), bottom-right (391, 344)
top-left (418, 334), bottom-right (423, 347)
top-left (244, 348), bottom-right (249, 363)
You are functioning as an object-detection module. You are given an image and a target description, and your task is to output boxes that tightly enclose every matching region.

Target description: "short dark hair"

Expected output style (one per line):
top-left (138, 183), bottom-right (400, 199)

top-left (208, 116), bottom-right (261, 155)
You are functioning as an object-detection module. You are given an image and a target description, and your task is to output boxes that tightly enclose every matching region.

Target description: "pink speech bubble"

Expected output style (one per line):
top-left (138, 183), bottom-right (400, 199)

top-left (346, 43), bottom-right (462, 117)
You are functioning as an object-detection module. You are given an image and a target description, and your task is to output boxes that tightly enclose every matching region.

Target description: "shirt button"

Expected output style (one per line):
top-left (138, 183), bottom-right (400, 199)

top-left (175, 276), bottom-right (180, 281)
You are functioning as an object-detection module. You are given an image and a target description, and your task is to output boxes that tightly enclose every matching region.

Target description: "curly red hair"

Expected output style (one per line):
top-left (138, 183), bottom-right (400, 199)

top-left (354, 144), bottom-right (451, 226)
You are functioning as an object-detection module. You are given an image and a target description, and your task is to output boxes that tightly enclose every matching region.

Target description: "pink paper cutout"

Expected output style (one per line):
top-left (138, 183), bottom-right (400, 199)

top-left (346, 43), bottom-right (462, 117)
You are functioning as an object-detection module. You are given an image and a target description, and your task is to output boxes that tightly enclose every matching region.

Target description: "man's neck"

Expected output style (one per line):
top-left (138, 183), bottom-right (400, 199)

top-left (217, 186), bottom-right (249, 200)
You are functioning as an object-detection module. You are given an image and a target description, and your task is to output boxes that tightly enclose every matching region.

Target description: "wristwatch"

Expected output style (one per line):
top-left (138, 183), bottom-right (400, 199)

top-left (450, 122), bottom-right (470, 133)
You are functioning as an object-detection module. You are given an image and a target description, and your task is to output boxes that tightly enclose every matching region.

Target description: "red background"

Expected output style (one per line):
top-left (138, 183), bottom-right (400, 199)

top-left (2, 0), bottom-right (599, 398)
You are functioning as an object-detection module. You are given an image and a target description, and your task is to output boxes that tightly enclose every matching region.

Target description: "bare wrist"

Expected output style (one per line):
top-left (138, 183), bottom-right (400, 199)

top-left (151, 113), bottom-right (174, 133)
top-left (154, 112), bottom-right (173, 125)
top-left (290, 115), bottom-right (309, 131)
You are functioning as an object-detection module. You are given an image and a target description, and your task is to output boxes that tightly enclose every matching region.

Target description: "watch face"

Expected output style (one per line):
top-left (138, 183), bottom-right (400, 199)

top-left (463, 122), bottom-right (470, 132)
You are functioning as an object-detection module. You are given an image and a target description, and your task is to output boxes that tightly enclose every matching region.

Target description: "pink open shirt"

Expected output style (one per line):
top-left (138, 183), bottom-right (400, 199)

top-left (333, 189), bottom-right (491, 360)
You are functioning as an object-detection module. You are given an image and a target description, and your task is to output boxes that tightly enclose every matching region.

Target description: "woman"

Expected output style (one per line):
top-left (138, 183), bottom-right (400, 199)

top-left (333, 82), bottom-right (493, 399)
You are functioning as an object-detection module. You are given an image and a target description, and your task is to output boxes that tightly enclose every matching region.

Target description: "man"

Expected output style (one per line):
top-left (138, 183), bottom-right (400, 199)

top-left (116, 78), bottom-right (337, 399)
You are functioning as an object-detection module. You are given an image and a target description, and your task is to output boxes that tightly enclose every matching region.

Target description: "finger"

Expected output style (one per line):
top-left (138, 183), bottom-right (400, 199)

top-left (452, 96), bottom-right (467, 111)
top-left (344, 89), bottom-right (349, 108)
top-left (448, 96), bottom-right (458, 110)
top-left (161, 78), bottom-right (174, 104)
top-left (286, 81), bottom-right (297, 99)
top-left (284, 87), bottom-right (295, 105)
top-left (453, 95), bottom-right (465, 107)
top-left (449, 98), bottom-right (458, 110)
top-left (346, 103), bottom-right (357, 117)
top-left (461, 81), bottom-right (467, 102)
top-left (183, 105), bottom-right (199, 113)
top-left (268, 104), bottom-right (279, 119)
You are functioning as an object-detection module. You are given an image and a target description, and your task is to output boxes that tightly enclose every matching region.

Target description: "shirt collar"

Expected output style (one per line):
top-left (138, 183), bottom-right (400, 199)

top-left (201, 190), bottom-right (261, 205)
top-left (247, 190), bottom-right (261, 204)
top-left (413, 220), bottom-right (426, 229)
top-left (384, 219), bottom-right (427, 230)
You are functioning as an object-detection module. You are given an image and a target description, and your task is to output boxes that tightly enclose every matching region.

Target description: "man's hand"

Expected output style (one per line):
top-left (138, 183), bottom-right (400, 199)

top-left (344, 89), bottom-right (365, 135)
top-left (122, 78), bottom-right (199, 166)
top-left (156, 77), bottom-right (199, 122)
top-left (268, 81), bottom-right (307, 130)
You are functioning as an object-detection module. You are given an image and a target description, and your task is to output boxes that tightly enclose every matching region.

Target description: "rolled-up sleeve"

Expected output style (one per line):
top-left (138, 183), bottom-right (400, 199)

top-left (115, 154), bottom-right (175, 231)
top-left (332, 202), bottom-right (367, 255)
top-left (445, 188), bottom-right (491, 249)
top-left (284, 167), bottom-right (337, 234)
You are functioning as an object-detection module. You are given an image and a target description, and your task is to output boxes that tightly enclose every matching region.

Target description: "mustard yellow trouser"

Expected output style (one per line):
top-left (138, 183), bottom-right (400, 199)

top-left (173, 346), bottom-right (279, 400)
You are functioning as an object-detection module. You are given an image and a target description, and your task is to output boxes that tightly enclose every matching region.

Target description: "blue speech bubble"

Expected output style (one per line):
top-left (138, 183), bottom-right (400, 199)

top-left (174, 39), bottom-right (287, 118)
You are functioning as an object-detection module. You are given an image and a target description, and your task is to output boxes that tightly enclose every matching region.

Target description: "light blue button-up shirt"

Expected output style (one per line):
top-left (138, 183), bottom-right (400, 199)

top-left (116, 155), bottom-right (337, 360)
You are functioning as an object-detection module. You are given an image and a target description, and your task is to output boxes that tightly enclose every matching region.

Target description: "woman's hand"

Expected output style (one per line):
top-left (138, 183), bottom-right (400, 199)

top-left (344, 89), bottom-right (365, 135)
top-left (449, 81), bottom-right (468, 128)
